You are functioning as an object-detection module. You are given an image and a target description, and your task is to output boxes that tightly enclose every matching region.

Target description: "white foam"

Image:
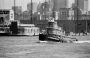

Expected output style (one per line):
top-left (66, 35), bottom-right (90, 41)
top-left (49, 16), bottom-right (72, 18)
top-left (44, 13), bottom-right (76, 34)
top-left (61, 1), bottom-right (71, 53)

top-left (6, 51), bottom-right (34, 55)
top-left (74, 41), bottom-right (90, 43)
top-left (39, 41), bottom-right (48, 43)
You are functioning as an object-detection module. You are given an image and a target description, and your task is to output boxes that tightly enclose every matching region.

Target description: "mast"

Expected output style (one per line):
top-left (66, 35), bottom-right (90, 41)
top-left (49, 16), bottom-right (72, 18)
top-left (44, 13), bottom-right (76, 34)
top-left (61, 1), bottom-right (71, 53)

top-left (14, 0), bottom-right (15, 11)
top-left (30, 0), bottom-right (33, 23)
top-left (14, 0), bottom-right (16, 20)
top-left (86, 0), bottom-right (88, 35)
top-left (49, 0), bottom-right (51, 18)
top-left (52, 0), bottom-right (55, 19)
top-left (65, 0), bottom-right (67, 8)
top-left (86, 10), bottom-right (88, 34)
top-left (45, 0), bottom-right (46, 20)
top-left (76, 0), bottom-right (78, 33)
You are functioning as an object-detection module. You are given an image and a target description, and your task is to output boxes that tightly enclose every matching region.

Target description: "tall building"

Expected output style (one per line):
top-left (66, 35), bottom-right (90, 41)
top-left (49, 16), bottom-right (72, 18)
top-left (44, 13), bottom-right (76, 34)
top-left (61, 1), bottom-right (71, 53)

top-left (22, 11), bottom-right (30, 20)
top-left (50, 0), bottom-right (69, 11)
top-left (75, 0), bottom-right (88, 13)
top-left (59, 8), bottom-right (74, 20)
top-left (27, 2), bottom-right (38, 13)
top-left (12, 6), bottom-right (22, 14)
top-left (12, 6), bottom-right (22, 20)
top-left (37, 2), bottom-right (50, 20)
top-left (37, 2), bottom-right (42, 12)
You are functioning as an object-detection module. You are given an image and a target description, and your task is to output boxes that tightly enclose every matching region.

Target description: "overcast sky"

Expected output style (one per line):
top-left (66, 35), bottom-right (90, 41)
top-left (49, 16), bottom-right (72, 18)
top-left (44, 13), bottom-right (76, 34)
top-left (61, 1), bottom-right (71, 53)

top-left (0, 0), bottom-right (90, 11)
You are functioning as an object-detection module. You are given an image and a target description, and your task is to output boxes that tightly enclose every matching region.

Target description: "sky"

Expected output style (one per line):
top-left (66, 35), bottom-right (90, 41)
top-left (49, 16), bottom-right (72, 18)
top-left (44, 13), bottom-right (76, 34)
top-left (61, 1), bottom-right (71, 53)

top-left (0, 0), bottom-right (90, 11)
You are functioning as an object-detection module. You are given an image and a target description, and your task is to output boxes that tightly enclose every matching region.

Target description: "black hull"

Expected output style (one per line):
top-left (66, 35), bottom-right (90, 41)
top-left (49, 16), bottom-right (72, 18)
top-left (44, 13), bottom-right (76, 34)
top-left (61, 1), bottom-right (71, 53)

top-left (39, 34), bottom-right (61, 42)
top-left (39, 34), bottom-right (78, 43)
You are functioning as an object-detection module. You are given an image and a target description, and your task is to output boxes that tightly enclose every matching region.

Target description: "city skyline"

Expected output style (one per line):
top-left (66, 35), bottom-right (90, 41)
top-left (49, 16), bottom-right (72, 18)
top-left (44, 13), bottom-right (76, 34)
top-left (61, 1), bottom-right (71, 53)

top-left (0, 0), bottom-right (90, 11)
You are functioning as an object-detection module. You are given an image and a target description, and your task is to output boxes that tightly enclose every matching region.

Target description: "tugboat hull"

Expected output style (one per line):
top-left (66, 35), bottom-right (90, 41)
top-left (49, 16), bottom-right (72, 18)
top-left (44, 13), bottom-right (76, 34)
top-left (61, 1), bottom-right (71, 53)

top-left (39, 34), bottom-right (62, 42)
top-left (39, 34), bottom-right (78, 43)
top-left (39, 18), bottom-right (78, 43)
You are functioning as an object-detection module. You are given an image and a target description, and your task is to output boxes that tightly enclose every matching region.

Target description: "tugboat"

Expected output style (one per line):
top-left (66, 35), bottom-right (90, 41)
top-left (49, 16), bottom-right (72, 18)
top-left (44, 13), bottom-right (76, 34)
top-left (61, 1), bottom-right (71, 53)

top-left (39, 18), bottom-right (78, 43)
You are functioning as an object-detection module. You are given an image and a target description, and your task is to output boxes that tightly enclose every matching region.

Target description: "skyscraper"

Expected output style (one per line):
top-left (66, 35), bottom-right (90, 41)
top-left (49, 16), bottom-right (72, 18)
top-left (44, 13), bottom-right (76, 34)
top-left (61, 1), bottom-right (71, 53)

top-left (12, 6), bottom-right (22, 14)
top-left (27, 2), bottom-right (38, 13)
top-left (75, 0), bottom-right (88, 12)
top-left (12, 6), bottom-right (22, 20)
top-left (50, 0), bottom-right (69, 11)
top-left (37, 2), bottom-right (50, 20)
